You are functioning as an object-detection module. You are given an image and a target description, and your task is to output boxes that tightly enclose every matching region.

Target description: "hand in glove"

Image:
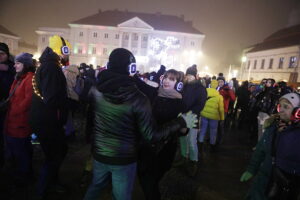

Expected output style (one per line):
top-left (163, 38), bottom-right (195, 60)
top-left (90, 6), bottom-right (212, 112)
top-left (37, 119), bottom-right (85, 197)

top-left (179, 111), bottom-right (198, 129)
top-left (179, 128), bottom-right (189, 136)
top-left (240, 171), bottom-right (253, 182)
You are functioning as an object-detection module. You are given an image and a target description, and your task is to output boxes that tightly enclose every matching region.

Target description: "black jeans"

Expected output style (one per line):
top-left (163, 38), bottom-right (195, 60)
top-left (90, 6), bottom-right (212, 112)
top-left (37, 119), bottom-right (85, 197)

top-left (36, 126), bottom-right (68, 196)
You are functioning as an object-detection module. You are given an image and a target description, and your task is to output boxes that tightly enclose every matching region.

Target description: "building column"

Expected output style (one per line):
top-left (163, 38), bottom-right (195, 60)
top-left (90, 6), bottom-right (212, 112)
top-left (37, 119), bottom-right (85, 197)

top-left (137, 33), bottom-right (142, 55)
top-left (128, 32), bottom-right (132, 51)
top-left (119, 31), bottom-right (123, 48)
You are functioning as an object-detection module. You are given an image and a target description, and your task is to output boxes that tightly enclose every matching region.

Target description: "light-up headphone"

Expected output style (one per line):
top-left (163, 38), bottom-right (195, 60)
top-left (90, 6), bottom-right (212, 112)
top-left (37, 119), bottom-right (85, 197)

top-left (60, 37), bottom-right (70, 55)
top-left (277, 94), bottom-right (300, 122)
top-left (128, 53), bottom-right (136, 75)
top-left (160, 73), bottom-right (184, 92)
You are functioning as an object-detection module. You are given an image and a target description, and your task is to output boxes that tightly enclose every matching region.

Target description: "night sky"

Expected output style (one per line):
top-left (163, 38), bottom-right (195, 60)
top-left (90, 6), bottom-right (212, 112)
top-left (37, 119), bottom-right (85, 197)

top-left (1, 0), bottom-right (300, 73)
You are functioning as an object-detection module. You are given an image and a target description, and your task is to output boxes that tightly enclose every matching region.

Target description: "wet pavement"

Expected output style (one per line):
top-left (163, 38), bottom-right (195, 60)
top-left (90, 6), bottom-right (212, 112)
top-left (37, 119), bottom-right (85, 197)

top-left (0, 118), bottom-right (255, 200)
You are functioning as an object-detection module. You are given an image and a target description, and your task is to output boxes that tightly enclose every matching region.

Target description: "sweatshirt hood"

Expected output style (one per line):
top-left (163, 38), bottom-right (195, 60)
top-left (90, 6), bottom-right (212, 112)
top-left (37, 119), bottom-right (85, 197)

top-left (97, 70), bottom-right (139, 104)
top-left (207, 88), bottom-right (220, 98)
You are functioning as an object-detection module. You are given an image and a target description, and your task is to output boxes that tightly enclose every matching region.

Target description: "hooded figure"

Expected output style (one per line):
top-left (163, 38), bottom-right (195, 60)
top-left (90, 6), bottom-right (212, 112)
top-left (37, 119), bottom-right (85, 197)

top-left (29, 35), bottom-right (68, 198)
top-left (84, 48), bottom-right (196, 200)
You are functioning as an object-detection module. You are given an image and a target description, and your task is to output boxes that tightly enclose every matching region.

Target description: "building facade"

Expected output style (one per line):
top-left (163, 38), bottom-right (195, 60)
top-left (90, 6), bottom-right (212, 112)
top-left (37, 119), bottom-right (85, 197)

top-left (36, 10), bottom-right (205, 73)
top-left (241, 24), bottom-right (300, 83)
top-left (0, 25), bottom-right (20, 55)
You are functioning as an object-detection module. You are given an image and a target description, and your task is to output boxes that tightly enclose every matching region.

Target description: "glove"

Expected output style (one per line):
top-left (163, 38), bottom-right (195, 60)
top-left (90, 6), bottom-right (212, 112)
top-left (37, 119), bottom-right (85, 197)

top-left (179, 111), bottom-right (198, 129)
top-left (240, 171), bottom-right (253, 182)
top-left (179, 128), bottom-right (189, 136)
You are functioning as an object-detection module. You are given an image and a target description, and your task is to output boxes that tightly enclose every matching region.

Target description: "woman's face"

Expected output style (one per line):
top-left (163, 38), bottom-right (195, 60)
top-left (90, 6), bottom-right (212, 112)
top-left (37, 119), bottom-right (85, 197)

top-left (218, 80), bottom-right (225, 87)
top-left (278, 99), bottom-right (294, 122)
top-left (266, 80), bottom-right (273, 88)
top-left (163, 76), bottom-right (176, 90)
top-left (14, 62), bottom-right (24, 73)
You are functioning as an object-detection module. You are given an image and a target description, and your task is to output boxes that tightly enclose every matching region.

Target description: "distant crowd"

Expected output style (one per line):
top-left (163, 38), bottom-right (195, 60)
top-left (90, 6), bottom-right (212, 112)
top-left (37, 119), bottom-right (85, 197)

top-left (0, 35), bottom-right (299, 200)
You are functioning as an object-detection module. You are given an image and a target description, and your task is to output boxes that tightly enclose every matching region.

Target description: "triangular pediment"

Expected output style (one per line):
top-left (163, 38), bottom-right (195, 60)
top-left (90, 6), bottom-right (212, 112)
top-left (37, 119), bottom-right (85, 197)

top-left (118, 17), bottom-right (153, 30)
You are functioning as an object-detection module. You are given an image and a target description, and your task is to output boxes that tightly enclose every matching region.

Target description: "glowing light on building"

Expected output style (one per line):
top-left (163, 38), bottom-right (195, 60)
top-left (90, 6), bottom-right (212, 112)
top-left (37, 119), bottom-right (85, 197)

top-left (135, 56), bottom-right (149, 64)
top-left (241, 56), bottom-right (247, 63)
top-left (89, 56), bottom-right (97, 68)
top-left (148, 36), bottom-right (180, 60)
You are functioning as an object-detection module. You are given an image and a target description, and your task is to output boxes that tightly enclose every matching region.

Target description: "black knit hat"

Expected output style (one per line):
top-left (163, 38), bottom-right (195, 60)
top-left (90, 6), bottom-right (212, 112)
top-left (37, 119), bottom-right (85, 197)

top-left (108, 48), bottom-right (135, 75)
top-left (186, 65), bottom-right (197, 77)
top-left (0, 42), bottom-right (9, 56)
top-left (217, 76), bottom-right (225, 83)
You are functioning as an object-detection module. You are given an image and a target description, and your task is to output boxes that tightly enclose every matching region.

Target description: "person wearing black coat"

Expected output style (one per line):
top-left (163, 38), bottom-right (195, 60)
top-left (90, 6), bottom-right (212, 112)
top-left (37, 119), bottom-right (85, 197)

top-left (235, 81), bottom-right (250, 128)
top-left (152, 65), bottom-right (166, 84)
top-left (30, 38), bottom-right (69, 198)
top-left (133, 73), bottom-right (158, 104)
top-left (83, 49), bottom-right (197, 200)
top-left (180, 65), bottom-right (207, 177)
top-left (0, 42), bottom-right (15, 168)
top-left (138, 69), bottom-right (185, 200)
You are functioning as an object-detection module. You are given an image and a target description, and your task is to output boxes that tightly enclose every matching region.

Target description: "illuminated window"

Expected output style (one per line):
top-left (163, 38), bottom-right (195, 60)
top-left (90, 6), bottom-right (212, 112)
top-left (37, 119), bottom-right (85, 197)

top-left (278, 57), bottom-right (284, 69)
top-left (269, 58), bottom-right (273, 69)
top-left (261, 59), bottom-right (265, 69)
top-left (289, 56), bottom-right (297, 68)
top-left (92, 47), bottom-right (96, 54)
top-left (143, 36), bottom-right (148, 42)
top-left (103, 48), bottom-right (107, 55)
top-left (78, 47), bottom-right (82, 54)
top-left (123, 33), bottom-right (129, 40)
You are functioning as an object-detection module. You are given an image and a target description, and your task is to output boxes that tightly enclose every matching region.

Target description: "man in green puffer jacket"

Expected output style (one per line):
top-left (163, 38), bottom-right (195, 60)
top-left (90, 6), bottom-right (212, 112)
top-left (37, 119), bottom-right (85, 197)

top-left (83, 48), bottom-right (197, 200)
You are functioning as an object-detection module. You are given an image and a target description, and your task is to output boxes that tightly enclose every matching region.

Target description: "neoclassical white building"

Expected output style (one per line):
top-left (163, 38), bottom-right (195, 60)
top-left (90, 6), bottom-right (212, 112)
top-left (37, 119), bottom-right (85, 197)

top-left (36, 10), bottom-right (205, 72)
top-left (0, 25), bottom-right (20, 55)
top-left (241, 24), bottom-right (300, 83)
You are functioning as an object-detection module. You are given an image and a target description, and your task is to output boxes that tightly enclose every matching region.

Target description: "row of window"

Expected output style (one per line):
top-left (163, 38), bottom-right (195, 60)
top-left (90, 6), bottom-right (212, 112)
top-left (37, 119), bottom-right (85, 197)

top-left (80, 32), bottom-right (148, 41)
top-left (75, 46), bottom-right (108, 55)
top-left (247, 56), bottom-right (297, 70)
top-left (41, 34), bottom-right (195, 47)
top-left (79, 32), bottom-right (195, 46)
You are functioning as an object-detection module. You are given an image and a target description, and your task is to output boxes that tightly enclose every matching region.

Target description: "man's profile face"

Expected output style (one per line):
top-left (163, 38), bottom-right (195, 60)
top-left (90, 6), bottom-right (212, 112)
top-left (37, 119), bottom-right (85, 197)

top-left (0, 50), bottom-right (8, 63)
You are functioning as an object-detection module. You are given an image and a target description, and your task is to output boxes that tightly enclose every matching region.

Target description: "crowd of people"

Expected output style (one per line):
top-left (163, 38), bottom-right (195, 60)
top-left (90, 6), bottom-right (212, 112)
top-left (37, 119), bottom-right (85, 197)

top-left (0, 35), bottom-right (299, 200)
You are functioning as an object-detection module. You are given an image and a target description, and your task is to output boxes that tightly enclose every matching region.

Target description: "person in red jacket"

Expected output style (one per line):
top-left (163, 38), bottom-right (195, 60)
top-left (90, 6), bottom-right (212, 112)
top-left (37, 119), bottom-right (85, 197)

top-left (4, 53), bottom-right (35, 198)
top-left (216, 76), bottom-right (235, 144)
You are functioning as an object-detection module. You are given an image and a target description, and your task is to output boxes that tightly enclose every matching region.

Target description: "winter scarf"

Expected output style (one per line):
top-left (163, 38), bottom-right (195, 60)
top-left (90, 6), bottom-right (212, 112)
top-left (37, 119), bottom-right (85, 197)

top-left (158, 87), bottom-right (182, 99)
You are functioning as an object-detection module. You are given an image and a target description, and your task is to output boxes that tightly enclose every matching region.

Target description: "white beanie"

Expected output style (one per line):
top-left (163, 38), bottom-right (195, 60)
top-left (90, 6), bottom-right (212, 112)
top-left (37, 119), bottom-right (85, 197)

top-left (280, 93), bottom-right (300, 108)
